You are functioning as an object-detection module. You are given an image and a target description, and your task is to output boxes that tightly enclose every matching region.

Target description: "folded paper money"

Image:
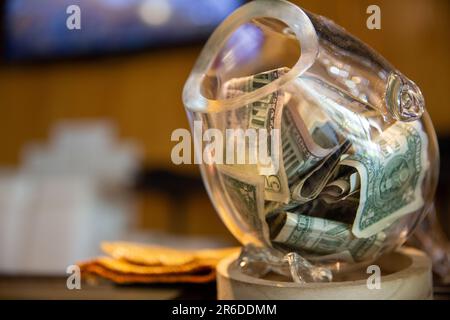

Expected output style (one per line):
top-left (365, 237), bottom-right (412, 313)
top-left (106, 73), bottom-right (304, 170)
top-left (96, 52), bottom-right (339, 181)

top-left (78, 242), bottom-right (239, 284)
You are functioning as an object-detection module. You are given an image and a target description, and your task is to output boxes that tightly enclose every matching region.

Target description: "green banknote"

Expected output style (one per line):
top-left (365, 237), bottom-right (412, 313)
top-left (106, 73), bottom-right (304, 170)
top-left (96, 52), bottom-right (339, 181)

top-left (341, 121), bottom-right (429, 238)
top-left (222, 68), bottom-right (290, 204)
top-left (218, 166), bottom-right (269, 245)
top-left (270, 212), bottom-right (384, 261)
top-left (281, 105), bottom-right (333, 186)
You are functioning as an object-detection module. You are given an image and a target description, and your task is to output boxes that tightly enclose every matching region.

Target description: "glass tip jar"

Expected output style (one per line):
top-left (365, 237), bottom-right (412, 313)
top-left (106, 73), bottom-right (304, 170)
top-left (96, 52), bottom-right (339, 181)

top-left (182, 0), bottom-right (439, 283)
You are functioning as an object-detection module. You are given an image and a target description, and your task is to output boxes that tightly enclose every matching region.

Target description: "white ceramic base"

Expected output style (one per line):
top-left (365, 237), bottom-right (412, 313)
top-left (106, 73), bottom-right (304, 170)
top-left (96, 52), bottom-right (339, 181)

top-left (217, 247), bottom-right (432, 300)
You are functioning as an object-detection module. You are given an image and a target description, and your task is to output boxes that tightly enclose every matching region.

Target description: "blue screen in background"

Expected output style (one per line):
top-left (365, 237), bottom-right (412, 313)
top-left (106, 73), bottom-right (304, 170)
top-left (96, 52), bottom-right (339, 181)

top-left (5, 0), bottom-right (245, 61)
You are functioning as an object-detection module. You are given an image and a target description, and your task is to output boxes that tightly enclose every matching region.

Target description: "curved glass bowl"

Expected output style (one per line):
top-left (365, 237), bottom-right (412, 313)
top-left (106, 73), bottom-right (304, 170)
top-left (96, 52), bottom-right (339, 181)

top-left (182, 0), bottom-right (439, 282)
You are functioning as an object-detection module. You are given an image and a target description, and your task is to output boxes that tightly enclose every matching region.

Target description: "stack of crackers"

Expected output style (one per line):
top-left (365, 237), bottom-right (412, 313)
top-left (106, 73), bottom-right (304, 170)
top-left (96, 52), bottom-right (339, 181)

top-left (78, 242), bottom-right (239, 284)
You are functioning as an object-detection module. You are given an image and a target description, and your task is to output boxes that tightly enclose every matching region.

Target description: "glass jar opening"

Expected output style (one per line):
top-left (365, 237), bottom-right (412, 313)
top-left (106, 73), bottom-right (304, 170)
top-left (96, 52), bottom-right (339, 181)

top-left (200, 17), bottom-right (301, 101)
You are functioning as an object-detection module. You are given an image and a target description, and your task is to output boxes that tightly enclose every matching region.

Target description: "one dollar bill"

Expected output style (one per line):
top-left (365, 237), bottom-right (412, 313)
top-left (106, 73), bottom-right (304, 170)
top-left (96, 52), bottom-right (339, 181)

top-left (269, 211), bottom-right (385, 261)
top-left (342, 121), bottom-right (429, 238)
top-left (218, 165), bottom-right (270, 246)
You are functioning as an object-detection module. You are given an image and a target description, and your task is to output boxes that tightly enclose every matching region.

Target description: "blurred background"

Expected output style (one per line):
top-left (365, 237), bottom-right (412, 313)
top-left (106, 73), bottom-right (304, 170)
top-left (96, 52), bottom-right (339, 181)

top-left (0, 0), bottom-right (449, 277)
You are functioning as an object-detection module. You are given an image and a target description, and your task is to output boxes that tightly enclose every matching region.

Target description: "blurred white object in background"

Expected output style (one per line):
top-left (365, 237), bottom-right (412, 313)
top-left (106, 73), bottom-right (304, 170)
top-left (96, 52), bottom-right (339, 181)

top-left (0, 120), bottom-right (142, 275)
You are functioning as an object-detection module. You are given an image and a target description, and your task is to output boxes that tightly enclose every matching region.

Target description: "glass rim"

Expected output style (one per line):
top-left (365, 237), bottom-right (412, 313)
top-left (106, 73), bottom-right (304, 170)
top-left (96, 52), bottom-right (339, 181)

top-left (182, 0), bottom-right (319, 114)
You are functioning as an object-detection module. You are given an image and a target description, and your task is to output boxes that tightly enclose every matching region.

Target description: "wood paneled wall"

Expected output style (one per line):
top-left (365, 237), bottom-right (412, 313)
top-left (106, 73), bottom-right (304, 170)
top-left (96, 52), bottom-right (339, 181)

top-left (0, 0), bottom-right (448, 169)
